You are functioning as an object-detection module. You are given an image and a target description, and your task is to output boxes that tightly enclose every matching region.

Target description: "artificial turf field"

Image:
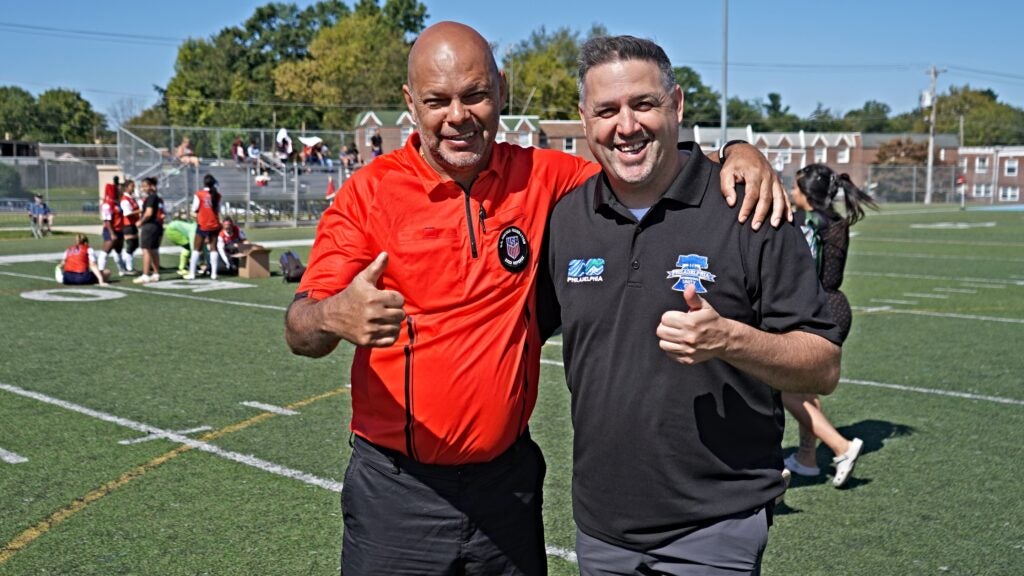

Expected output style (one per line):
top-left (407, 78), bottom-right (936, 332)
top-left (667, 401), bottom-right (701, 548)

top-left (0, 205), bottom-right (1022, 575)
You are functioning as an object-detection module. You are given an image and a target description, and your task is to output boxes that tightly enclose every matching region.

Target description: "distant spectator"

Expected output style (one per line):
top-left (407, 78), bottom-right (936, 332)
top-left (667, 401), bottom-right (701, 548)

top-left (56, 234), bottom-right (110, 286)
top-left (175, 136), bottom-right (200, 167)
top-left (98, 178), bottom-right (127, 276)
top-left (119, 179), bottom-right (141, 276)
top-left (370, 131), bottom-right (383, 157)
top-left (185, 174), bottom-right (222, 280)
top-left (231, 136), bottom-right (247, 167)
top-left (164, 212), bottom-right (197, 276)
top-left (28, 194), bottom-right (53, 238)
top-left (133, 177), bottom-right (165, 284)
top-left (276, 128), bottom-right (293, 165)
top-left (319, 143), bottom-right (333, 169)
top-left (216, 216), bottom-right (248, 273)
top-left (340, 144), bottom-right (360, 176)
top-left (247, 139), bottom-right (264, 175)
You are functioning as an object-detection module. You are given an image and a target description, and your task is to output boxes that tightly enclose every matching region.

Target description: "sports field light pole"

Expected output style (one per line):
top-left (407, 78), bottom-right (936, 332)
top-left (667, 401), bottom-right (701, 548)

top-left (923, 65), bottom-right (945, 205)
top-left (719, 0), bottom-right (729, 143)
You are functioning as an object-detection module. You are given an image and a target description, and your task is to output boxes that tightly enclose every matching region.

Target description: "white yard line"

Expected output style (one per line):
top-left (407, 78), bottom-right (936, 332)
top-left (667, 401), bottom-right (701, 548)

top-left (0, 383), bottom-right (343, 492)
top-left (119, 426), bottom-right (213, 445)
top-left (240, 401), bottom-right (299, 416)
top-left (902, 292), bottom-right (949, 299)
top-left (869, 298), bottom-right (917, 305)
top-left (933, 287), bottom-right (977, 294)
top-left (854, 251), bottom-right (1024, 263)
top-left (847, 271), bottom-right (1023, 286)
top-left (0, 447), bottom-right (28, 464)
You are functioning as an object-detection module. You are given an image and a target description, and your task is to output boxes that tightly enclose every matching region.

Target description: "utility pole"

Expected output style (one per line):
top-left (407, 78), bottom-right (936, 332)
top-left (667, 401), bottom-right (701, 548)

top-left (923, 65), bottom-right (945, 204)
top-left (719, 0), bottom-right (729, 143)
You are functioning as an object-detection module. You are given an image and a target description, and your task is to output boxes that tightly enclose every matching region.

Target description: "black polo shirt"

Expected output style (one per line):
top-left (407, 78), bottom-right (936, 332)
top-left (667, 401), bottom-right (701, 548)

top-left (539, 142), bottom-right (841, 550)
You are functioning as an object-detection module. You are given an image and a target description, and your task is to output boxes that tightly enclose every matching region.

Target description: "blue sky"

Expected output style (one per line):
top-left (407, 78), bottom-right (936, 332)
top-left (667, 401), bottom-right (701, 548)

top-left (2, 0), bottom-right (1022, 126)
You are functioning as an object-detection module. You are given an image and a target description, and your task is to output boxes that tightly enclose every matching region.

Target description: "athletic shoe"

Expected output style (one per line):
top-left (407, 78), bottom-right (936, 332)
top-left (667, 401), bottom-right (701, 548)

top-left (832, 438), bottom-right (864, 488)
top-left (132, 274), bottom-right (151, 284)
top-left (182, 273), bottom-right (196, 280)
top-left (783, 454), bottom-right (820, 477)
top-left (151, 273), bottom-right (160, 283)
top-left (177, 269), bottom-right (189, 277)
top-left (54, 265), bottom-right (63, 284)
top-left (123, 270), bottom-right (139, 276)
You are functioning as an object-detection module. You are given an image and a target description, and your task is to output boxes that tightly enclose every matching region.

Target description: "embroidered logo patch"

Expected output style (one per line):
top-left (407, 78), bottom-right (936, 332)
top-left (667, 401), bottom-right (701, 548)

top-left (497, 226), bottom-right (529, 272)
top-left (567, 258), bottom-right (604, 283)
top-left (666, 254), bottom-right (716, 293)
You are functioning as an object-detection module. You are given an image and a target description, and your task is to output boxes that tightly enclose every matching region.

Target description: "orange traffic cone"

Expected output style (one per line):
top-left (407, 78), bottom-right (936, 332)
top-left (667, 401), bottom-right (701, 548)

top-left (325, 176), bottom-right (336, 200)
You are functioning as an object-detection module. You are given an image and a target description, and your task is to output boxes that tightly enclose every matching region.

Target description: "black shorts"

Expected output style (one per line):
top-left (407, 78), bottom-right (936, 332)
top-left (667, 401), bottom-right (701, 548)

top-left (123, 224), bottom-right (139, 237)
top-left (197, 227), bottom-right (221, 240)
top-left (102, 228), bottom-right (125, 243)
top-left (342, 433), bottom-right (547, 575)
top-left (140, 223), bottom-right (163, 250)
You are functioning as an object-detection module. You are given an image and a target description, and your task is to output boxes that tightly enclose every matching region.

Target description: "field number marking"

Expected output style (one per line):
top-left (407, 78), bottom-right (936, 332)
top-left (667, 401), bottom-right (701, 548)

top-left (0, 447), bottom-right (28, 464)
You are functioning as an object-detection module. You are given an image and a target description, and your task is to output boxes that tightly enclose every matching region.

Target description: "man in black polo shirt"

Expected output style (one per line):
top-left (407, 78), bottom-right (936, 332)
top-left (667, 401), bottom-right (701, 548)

top-left (539, 36), bottom-right (843, 575)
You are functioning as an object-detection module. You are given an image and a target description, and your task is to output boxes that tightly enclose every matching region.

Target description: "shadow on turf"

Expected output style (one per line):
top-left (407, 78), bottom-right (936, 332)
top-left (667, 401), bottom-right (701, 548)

top-left (776, 419), bottom-right (914, 513)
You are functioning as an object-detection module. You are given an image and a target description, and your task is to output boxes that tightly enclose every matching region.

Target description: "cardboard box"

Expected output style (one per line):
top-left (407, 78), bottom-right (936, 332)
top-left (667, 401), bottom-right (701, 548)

top-left (232, 245), bottom-right (272, 279)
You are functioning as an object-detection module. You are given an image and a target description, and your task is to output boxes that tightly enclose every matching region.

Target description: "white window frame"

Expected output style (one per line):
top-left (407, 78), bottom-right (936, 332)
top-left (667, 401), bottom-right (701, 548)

top-left (495, 131), bottom-right (506, 144)
top-left (814, 147), bottom-right (827, 163)
top-left (837, 147), bottom-right (850, 164)
top-left (781, 149), bottom-right (792, 164)
top-left (975, 157), bottom-right (989, 174)
top-left (564, 137), bottom-right (575, 153)
top-left (400, 125), bottom-right (413, 146)
top-left (1005, 158), bottom-right (1019, 177)
top-left (518, 131), bottom-right (532, 147)
top-left (972, 183), bottom-right (992, 198)
top-left (364, 127), bottom-right (377, 146)
top-left (998, 186), bottom-right (1020, 202)
top-left (958, 157), bottom-right (968, 172)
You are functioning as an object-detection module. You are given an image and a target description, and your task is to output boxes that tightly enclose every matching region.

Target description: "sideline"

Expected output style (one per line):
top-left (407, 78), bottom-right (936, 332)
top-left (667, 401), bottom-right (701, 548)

top-left (0, 384), bottom-right (349, 566)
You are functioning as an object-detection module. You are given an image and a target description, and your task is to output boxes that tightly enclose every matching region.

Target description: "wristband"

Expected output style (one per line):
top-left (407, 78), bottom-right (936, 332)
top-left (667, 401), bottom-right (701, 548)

top-left (718, 139), bottom-right (747, 162)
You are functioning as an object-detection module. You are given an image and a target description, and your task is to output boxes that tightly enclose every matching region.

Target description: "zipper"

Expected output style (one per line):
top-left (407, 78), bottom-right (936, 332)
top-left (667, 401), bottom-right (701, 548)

top-left (462, 187), bottom-right (478, 258)
top-left (479, 205), bottom-right (487, 233)
top-left (403, 316), bottom-right (418, 459)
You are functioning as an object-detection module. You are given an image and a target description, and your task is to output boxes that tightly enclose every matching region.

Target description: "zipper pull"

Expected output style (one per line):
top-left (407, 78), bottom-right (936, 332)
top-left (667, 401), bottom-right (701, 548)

top-left (479, 205), bottom-right (487, 233)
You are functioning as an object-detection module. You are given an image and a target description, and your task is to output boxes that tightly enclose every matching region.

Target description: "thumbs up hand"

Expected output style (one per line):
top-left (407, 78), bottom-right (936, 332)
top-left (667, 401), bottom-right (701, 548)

top-left (655, 284), bottom-right (731, 365)
top-left (321, 252), bottom-right (407, 347)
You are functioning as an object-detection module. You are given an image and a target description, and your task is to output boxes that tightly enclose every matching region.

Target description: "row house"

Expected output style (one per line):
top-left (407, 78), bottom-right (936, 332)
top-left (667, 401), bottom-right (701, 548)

top-left (956, 146), bottom-right (1024, 202)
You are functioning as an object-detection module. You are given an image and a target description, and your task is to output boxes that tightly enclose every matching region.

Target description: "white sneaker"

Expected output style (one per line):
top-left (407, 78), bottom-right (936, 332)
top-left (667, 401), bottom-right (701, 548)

top-left (151, 273), bottom-right (160, 283)
top-left (132, 274), bottom-right (151, 284)
top-left (54, 265), bottom-right (63, 283)
top-left (832, 438), bottom-right (863, 488)
top-left (784, 454), bottom-right (820, 477)
top-left (182, 273), bottom-right (195, 280)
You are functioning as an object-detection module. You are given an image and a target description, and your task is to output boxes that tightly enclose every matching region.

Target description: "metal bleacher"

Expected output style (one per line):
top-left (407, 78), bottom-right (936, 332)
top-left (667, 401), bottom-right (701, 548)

top-left (117, 127), bottom-right (344, 227)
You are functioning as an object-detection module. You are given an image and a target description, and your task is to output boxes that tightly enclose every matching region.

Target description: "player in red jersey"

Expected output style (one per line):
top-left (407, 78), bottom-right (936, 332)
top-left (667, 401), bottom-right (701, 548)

top-left (184, 174), bottom-right (222, 280)
top-left (56, 234), bottom-right (110, 285)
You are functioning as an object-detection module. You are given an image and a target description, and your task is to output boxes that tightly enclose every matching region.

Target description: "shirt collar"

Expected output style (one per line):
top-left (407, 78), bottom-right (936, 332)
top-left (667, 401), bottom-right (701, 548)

top-left (594, 141), bottom-right (712, 212)
top-left (404, 132), bottom-right (502, 193)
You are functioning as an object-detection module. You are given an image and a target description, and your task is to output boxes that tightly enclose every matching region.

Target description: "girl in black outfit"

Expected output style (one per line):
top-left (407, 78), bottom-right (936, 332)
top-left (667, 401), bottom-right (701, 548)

top-left (783, 164), bottom-right (877, 488)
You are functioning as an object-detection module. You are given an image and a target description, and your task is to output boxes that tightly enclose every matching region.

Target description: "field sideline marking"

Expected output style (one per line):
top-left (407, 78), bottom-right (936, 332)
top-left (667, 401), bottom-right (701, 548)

top-left (854, 250), bottom-right (1024, 263)
top-left (0, 271), bottom-right (289, 312)
top-left (0, 239), bottom-right (314, 265)
top-left (0, 384), bottom-right (349, 566)
top-left (241, 401), bottom-right (298, 415)
top-left (539, 359), bottom-right (1023, 406)
top-left (847, 271), bottom-right (1024, 286)
top-left (0, 447), bottom-right (28, 464)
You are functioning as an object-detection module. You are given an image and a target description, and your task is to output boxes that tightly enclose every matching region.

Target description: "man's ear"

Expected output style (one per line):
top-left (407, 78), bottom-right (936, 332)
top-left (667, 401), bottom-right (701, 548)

top-left (402, 85), bottom-right (418, 123)
top-left (578, 105), bottom-right (588, 138)
top-left (673, 84), bottom-right (684, 124)
top-left (498, 70), bottom-right (509, 111)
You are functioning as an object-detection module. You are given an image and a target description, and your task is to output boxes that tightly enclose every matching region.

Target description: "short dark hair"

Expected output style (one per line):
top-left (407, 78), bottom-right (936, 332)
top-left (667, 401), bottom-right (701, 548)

top-left (142, 177), bottom-right (158, 187)
top-left (577, 35), bottom-right (675, 101)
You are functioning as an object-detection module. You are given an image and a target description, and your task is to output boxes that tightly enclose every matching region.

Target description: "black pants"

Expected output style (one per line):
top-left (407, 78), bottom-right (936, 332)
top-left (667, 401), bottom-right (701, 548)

top-left (341, 433), bottom-right (547, 576)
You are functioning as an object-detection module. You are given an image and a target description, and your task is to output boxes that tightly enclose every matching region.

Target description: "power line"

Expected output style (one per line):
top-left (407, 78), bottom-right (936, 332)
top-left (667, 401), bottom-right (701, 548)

top-left (0, 21), bottom-right (183, 47)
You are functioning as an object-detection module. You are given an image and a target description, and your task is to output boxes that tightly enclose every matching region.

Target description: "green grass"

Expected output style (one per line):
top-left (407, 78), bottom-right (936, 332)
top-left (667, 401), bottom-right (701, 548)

top-left (0, 204), bottom-right (1022, 575)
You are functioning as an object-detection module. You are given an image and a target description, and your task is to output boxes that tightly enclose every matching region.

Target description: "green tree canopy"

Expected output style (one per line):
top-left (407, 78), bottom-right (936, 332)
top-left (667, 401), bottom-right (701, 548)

top-left (0, 86), bottom-right (37, 140)
top-left (33, 89), bottom-right (107, 143)
top-left (674, 66), bottom-right (719, 127)
top-left (843, 100), bottom-right (892, 132)
top-left (273, 11), bottom-right (409, 129)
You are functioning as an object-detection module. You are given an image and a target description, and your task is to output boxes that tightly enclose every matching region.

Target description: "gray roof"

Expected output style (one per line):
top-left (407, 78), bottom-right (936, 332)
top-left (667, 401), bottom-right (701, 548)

top-left (861, 133), bottom-right (958, 148)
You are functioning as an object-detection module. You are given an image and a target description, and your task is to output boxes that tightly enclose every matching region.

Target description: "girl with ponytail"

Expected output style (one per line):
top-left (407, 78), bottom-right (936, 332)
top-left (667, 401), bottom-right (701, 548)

top-left (783, 163), bottom-right (877, 488)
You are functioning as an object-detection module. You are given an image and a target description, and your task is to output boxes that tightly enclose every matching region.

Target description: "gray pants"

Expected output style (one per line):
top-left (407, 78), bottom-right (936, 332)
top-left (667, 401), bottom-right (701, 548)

top-left (576, 506), bottom-right (770, 575)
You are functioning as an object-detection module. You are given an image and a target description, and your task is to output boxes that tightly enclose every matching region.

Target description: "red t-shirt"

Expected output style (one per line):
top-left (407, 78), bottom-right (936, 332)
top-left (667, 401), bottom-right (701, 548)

top-left (121, 195), bottom-right (140, 226)
top-left (299, 133), bottom-right (598, 465)
top-left (102, 198), bottom-right (124, 232)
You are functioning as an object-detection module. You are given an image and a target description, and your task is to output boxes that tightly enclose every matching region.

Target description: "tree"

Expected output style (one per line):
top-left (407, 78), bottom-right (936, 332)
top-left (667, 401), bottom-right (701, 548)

top-left (843, 100), bottom-right (891, 132)
top-left (673, 67), bottom-right (719, 127)
top-left (503, 26), bottom-right (582, 119)
top-left (888, 85), bottom-right (1024, 145)
top-left (33, 89), bottom-right (107, 143)
top-left (805, 103), bottom-right (845, 132)
top-left (273, 12), bottom-right (410, 129)
top-left (0, 86), bottom-right (37, 140)
top-left (875, 137), bottom-right (929, 165)
top-left (726, 97), bottom-right (763, 129)
top-left (762, 92), bottom-right (800, 131)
